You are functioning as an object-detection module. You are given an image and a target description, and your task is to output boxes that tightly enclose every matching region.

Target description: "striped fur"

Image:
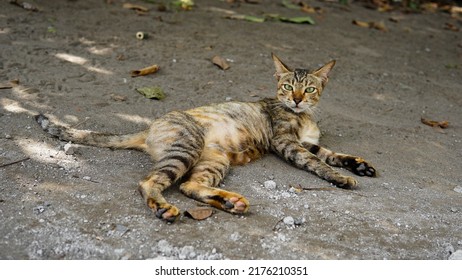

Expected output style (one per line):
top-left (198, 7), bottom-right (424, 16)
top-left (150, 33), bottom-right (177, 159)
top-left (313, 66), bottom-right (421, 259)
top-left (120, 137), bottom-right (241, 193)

top-left (35, 54), bottom-right (376, 222)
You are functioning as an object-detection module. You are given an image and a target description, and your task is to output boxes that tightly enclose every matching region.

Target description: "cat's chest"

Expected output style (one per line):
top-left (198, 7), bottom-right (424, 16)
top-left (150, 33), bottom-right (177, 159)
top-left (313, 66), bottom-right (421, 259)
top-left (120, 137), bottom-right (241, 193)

top-left (297, 119), bottom-right (320, 145)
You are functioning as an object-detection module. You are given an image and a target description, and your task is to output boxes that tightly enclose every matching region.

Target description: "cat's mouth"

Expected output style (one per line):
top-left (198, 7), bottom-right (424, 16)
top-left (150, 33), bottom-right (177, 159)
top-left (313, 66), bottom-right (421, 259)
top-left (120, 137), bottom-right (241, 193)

top-left (287, 103), bottom-right (308, 113)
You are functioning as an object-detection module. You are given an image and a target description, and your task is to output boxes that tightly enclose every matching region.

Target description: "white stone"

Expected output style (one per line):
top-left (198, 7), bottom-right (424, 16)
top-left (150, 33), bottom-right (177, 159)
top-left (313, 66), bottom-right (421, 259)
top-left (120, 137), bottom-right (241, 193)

top-left (264, 180), bottom-right (277, 189)
top-left (449, 250), bottom-right (462, 260)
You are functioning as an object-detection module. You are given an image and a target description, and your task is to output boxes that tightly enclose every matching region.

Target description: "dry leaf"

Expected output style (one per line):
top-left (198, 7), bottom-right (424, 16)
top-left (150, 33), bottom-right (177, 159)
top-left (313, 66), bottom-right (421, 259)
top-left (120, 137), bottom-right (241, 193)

top-left (421, 2), bottom-right (438, 13)
top-left (0, 79), bottom-right (19, 89)
top-left (212, 55), bottom-right (230, 70)
top-left (370, 21), bottom-right (388, 32)
top-left (110, 94), bottom-right (127, 102)
top-left (352, 20), bottom-right (388, 31)
top-left (421, 117), bottom-right (449, 129)
top-left (131, 64), bottom-right (159, 77)
top-left (450, 6), bottom-right (462, 17)
top-left (352, 20), bottom-right (371, 28)
top-left (9, 0), bottom-right (39, 12)
top-left (184, 207), bottom-right (214, 220)
top-left (444, 23), bottom-right (460, 32)
top-left (123, 3), bottom-right (149, 12)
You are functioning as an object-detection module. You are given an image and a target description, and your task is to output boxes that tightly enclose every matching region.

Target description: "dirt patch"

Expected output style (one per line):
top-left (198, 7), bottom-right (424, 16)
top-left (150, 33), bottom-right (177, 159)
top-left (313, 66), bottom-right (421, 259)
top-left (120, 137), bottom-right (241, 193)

top-left (0, 0), bottom-right (461, 259)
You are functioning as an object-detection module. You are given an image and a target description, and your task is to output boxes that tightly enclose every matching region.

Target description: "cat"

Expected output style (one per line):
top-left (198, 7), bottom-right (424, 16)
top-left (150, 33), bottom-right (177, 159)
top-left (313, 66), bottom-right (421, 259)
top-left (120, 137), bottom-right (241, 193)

top-left (35, 54), bottom-right (376, 222)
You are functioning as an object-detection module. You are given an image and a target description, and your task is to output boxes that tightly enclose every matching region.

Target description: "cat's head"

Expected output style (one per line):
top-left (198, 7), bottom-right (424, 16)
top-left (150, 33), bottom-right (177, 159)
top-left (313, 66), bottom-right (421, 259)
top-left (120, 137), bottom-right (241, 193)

top-left (272, 53), bottom-right (335, 113)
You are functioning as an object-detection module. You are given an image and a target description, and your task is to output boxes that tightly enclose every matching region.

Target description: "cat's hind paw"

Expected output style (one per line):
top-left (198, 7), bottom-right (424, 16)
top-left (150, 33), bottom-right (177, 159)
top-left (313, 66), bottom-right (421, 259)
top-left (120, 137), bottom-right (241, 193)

top-left (207, 192), bottom-right (250, 214)
top-left (147, 199), bottom-right (180, 223)
top-left (224, 196), bottom-right (249, 214)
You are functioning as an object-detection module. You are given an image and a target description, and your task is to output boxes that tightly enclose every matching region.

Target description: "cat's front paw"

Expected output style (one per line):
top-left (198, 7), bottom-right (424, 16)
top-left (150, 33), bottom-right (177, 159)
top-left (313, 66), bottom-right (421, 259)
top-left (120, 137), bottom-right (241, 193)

top-left (343, 157), bottom-right (376, 177)
top-left (331, 176), bottom-right (358, 189)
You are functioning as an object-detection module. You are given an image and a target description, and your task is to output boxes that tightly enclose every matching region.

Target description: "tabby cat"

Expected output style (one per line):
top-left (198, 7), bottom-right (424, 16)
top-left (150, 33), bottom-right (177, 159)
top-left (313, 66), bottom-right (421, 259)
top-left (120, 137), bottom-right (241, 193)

top-left (36, 54), bottom-right (376, 222)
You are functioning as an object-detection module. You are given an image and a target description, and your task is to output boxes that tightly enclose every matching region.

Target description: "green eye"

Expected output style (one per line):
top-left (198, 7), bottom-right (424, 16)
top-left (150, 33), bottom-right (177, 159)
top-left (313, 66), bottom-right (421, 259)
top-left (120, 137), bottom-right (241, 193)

top-left (305, 87), bottom-right (316, 93)
top-left (282, 84), bottom-right (293, 91)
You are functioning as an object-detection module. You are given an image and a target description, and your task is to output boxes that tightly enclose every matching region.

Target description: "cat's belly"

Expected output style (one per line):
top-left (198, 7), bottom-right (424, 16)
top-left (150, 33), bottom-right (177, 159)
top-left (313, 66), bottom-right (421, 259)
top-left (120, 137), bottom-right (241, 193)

top-left (186, 102), bottom-right (272, 164)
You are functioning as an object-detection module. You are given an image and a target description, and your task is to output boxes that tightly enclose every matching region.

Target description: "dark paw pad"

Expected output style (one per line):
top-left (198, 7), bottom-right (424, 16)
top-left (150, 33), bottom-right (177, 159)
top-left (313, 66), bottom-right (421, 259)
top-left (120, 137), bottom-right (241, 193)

top-left (344, 158), bottom-right (376, 177)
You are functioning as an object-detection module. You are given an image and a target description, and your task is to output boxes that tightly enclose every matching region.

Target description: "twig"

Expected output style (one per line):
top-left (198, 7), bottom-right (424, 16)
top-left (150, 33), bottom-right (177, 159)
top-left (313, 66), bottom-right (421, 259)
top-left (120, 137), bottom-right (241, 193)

top-left (0, 157), bottom-right (30, 168)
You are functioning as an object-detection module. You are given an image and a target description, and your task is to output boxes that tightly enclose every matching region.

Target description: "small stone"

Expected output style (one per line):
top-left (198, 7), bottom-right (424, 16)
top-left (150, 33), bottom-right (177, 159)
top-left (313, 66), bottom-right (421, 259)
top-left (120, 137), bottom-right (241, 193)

top-left (179, 246), bottom-right (196, 260)
top-left (230, 232), bottom-right (241, 241)
top-left (454, 186), bottom-right (462, 194)
top-left (264, 180), bottom-right (277, 189)
top-left (82, 176), bottom-right (91, 181)
top-left (449, 250), bottom-right (462, 260)
top-left (294, 217), bottom-right (306, 226)
top-left (5, 134), bottom-right (12, 139)
top-left (225, 97), bottom-right (233, 101)
top-left (63, 142), bottom-right (75, 155)
top-left (33, 205), bottom-right (45, 214)
top-left (157, 239), bottom-right (173, 256)
top-left (450, 207), bottom-right (458, 213)
top-left (283, 216), bottom-right (295, 226)
top-left (304, 204), bottom-right (310, 209)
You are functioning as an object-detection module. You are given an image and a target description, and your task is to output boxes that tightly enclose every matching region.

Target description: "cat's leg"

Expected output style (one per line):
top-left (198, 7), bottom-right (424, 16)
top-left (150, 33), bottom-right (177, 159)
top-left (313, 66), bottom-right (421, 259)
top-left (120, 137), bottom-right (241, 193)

top-left (179, 147), bottom-right (250, 214)
top-left (272, 137), bottom-right (358, 189)
top-left (139, 112), bottom-right (205, 222)
top-left (138, 168), bottom-right (182, 223)
top-left (301, 142), bottom-right (376, 177)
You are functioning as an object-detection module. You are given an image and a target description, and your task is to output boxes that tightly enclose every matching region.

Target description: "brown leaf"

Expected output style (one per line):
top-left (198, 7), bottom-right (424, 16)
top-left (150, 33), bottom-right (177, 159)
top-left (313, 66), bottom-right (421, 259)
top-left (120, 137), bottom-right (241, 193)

top-left (421, 117), bottom-right (449, 129)
top-left (184, 207), bottom-right (214, 220)
top-left (110, 94), bottom-right (127, 102)
top-left (0, 79), bottom-right (19, 89)
top-left (212, 55), bottom-right (230, 70)
top-left (444, 22), bottom-right (460, 32)
top-left (421, 3), bottom-right (438, 13)
top-left (123, 3), bottom-right (149, 12)
top-left (131, 64), bottom-right (159, 77)
top-left (352, 20), bottom-right (371, 28)
top-left (352, 20), bottom-right (388, 32)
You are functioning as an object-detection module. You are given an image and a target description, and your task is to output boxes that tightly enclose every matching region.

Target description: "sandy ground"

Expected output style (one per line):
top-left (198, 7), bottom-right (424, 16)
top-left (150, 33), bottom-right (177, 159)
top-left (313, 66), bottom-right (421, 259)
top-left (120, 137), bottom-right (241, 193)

top-left (0, 0), bottom-right (461, 260)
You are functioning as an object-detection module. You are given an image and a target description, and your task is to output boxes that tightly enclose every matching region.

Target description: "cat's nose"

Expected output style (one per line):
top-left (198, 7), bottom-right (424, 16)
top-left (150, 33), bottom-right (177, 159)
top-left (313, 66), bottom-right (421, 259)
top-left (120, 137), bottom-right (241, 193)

top-left (293, 98), bottom-right (302, 105)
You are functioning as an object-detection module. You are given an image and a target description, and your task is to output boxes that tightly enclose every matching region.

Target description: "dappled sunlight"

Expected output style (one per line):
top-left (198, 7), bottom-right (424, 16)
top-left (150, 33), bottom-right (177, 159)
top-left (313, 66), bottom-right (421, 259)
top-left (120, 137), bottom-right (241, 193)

top-left (86, 46), bottom-right (113, 55)
top-left (1, 97), bottom-right (39, 115)
top-left (115, 113), bottom-right (153, 126)
top-left (15, 138), bottom-right (80, 170)
top-left (55, 53), bottom-right (88, 65)
top-left (55, 52), bottom-right (114, 75)
top-left (0, 27), bottom-right (11, 34)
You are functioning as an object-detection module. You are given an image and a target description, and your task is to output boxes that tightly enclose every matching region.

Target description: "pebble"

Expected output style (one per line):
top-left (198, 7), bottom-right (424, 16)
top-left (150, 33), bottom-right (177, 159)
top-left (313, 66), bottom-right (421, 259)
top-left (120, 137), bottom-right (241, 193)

top-left (82, 176), bottom-right (92, 181)
top-left (449, 250), bottom-right (462, 260)
top-left (294, 217), bottom-right (306, 226)
top-left (157, 239), bottom-right (174, 256)
top-left (283, 216), bottom-right (295, 226)
top-left (264, 180), bottom-right (277, 189)
top-left (225, 97), bottom-right (233, 101)
top-left (5, 134), bottom-right (12, 139)
top-left (179, 246), bottom-right (196, 260)
top-left (230, 232), bottom-right (241, 241)
top-left (453, 186), bottom-right (462, 194)
top-left (33, 205), bottom-right (45, 214)
top-left (63, 142), bottom-right (75, 155)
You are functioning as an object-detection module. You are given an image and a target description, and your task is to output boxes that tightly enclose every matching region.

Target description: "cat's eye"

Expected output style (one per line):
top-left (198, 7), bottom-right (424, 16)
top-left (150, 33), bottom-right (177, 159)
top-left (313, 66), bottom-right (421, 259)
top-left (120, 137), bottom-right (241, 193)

top-left (305, 87), bottom-right (316, 93)
top-left (282, 84), bottom-right (293, 91)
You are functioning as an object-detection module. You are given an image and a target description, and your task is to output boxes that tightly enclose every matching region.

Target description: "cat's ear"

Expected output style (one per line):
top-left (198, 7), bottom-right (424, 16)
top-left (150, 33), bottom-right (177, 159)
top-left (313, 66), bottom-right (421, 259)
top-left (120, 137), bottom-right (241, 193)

top-left (272, 53), bottom-right (291, 80)
top-left (312, 60), bottom-right (336, 86)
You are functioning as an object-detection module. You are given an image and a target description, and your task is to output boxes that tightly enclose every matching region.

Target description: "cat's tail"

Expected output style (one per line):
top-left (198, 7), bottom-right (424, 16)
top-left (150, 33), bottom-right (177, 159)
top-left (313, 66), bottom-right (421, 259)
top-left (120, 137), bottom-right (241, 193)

top-left (35, 114), bottom-right (148, 151)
